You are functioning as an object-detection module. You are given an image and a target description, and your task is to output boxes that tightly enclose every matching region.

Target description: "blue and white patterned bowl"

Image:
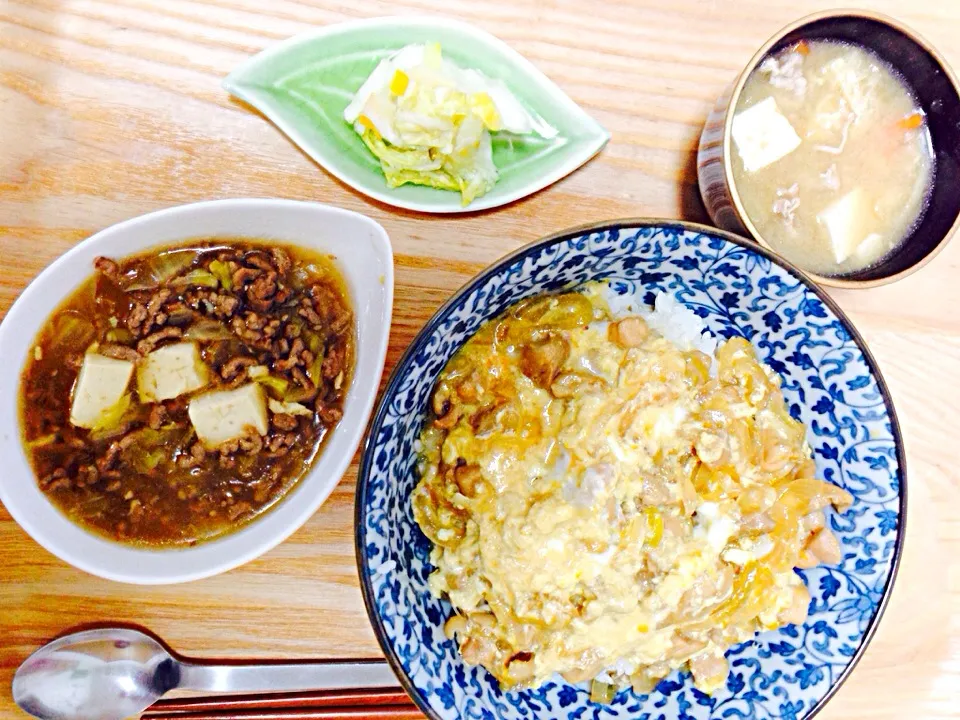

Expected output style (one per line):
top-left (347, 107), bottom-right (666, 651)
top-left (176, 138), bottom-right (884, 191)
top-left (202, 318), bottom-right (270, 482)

top-left (356, 220), bottom-right (906, 720)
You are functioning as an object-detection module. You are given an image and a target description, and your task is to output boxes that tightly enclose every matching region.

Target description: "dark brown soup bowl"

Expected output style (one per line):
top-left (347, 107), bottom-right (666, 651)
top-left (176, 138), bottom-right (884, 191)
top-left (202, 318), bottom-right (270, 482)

top-left (698, 10), bottom-right (960, 288)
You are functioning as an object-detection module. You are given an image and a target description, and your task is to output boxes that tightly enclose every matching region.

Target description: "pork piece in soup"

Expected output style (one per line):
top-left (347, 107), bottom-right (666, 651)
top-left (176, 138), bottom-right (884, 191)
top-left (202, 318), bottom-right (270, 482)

top-left (19, 241), bottom-right (354, 547)
top-left (731, 39), bottom-right (934, 275)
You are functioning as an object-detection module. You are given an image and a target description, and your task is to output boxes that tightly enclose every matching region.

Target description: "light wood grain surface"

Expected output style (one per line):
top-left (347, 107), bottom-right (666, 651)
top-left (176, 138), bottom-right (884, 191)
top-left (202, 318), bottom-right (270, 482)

top-left (1, 0), bottom-right (958, 717)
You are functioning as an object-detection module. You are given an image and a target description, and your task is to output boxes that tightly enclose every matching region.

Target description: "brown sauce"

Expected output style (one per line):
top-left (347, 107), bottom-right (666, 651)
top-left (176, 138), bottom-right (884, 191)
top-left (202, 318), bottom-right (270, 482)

top-left (19, 240), bottom-right (354, 547)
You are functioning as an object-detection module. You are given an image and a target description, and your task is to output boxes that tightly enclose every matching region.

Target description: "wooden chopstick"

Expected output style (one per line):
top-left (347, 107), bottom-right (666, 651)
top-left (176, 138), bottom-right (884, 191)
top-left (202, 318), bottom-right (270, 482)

top-left (141, 688), bottom-right (421, 719)
top-left (145, 688), bottom-right (413, 713)
top-left (141, 707), bottom-right (423, 719)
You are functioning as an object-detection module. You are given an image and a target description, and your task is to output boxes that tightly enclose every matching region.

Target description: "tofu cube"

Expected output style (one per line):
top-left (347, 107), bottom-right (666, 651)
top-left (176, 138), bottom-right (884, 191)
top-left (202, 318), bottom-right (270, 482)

top-left (817, 189), bottom-right (878, 263)
top-left (70, 353), bottom-right (135, 429)
top-left (188, 384), bottom-right (268, 448)
top-left (137, 342), bottom-right (208, 402)
top-left (732, 97), bottom-right (802, 173)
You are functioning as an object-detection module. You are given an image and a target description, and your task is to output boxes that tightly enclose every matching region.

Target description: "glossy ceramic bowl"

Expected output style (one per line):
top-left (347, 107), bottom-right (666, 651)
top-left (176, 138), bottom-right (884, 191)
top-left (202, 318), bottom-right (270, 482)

top-left (0, 199), bottom-right (393, 584)
top-left (356, 219), bottom-right (905, 719)
top-left (698, 10), bottom-right (960, 288)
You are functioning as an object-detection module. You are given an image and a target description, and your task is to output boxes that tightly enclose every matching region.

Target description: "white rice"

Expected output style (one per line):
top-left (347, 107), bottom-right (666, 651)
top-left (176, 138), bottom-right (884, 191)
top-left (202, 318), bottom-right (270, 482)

top-left (639, 292), bottom-right (718, 359)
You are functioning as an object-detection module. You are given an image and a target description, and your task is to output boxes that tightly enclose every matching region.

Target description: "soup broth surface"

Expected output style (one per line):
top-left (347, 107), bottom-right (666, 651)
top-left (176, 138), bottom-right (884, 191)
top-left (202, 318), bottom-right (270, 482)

top-left (732, 40), bottom-right (934, 275)
top-left (20, 240), bottom-right (354, 547)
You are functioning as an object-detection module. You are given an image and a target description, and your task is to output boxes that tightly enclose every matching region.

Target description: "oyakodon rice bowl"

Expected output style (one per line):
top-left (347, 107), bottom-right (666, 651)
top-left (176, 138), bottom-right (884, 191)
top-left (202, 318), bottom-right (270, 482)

top-left (413, 285), bottom-right (853, 699)
top-left (357, 220), bottom-right (905, 720)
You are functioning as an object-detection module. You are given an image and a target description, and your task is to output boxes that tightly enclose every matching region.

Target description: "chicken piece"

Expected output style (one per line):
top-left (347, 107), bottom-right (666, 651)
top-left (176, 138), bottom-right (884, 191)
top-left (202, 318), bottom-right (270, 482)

top-left (609, 316), bottom-right (649, 348)
top-left (519, 334), bottom-right (569, 388)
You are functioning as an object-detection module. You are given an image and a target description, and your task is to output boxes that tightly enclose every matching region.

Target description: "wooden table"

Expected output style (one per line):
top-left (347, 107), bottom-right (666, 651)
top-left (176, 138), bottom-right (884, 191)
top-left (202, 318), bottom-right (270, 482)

top-left (1, 0), bottom-right (958, 717)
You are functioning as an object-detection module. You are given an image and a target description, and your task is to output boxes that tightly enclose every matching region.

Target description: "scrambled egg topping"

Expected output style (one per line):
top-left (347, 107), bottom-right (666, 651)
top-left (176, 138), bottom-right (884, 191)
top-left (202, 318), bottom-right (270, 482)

top-left (413, 286), bottom-right (852, 695)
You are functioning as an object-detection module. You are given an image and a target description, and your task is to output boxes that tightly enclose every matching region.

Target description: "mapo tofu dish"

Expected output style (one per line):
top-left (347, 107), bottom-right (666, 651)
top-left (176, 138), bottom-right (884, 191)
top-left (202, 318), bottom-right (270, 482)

top-left (20, 240), bottom-right (354, 547)
top-left (413, 285), bottom-right (852, 698)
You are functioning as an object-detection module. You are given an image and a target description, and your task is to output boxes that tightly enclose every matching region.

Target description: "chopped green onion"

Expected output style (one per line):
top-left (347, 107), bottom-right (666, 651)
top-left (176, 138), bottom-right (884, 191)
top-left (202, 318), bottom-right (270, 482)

top-left (208, 260), bottom-right (233, 290)
top-left (90, 393), bottom-right (132, 432)
top-left (253, 374), bottom-right (289, 398)
top-left (173, 269), bottom-right (219, 288)
top-left (589, 680), bottom-right (616, 705)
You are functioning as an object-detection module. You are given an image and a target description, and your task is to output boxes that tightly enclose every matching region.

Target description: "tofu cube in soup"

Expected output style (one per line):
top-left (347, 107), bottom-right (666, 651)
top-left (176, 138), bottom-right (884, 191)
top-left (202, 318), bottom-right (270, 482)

top-left (817, 188), bottom-right (880, 263)
top-left (137, 342), bottom-right (208, 402)
top-left (731, 97), bottom-right (802, 173)
top-left (188, 384), bottom-right (268, 448)
top-left (69, 353), bottom-right (135, 429)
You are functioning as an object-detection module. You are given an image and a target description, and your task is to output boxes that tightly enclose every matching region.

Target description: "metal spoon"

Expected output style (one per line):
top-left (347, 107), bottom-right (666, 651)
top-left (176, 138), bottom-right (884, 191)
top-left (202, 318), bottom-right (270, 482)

top-left (13, 627), bottom-right (401, 720)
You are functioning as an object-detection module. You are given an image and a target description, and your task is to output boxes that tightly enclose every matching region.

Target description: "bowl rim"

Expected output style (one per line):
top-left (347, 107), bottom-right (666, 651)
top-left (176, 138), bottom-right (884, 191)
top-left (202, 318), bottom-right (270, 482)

top-left (0, 198), bottom-right (394, 584)
top-left (355, 217), bottom-right (907, 719)
top-left (720, 8), bottom-right (960, 289)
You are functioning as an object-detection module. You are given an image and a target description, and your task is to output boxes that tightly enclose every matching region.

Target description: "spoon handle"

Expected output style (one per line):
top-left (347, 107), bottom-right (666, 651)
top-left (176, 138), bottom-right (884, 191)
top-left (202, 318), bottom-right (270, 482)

top-left (177, 659), bottom-right (400, 694)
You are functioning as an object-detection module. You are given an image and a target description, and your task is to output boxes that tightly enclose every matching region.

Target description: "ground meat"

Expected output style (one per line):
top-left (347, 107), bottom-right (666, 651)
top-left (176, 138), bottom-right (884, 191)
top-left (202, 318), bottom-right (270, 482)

top-left (275, 338), bottom-right (307, 372)
top-left (42, 468), bottom-right (71, 492)
top-left (271, 413), bottom-right (298, 431)
top-left (97, 442), bottom-right (122, 473)
top-left (214, 293), bottom-right (239, 317)
top-left (178, 441), bottom-right (207, 469)
top-left (245, 313), bottom-right (266, 331)
top-left (127, 303), bottom-right (149, 335)
top-left (273, 286), bottom-right (291, 305)
top-left (145, 288), bottom-right (172, 324)
top-left (322, 343), bottom-right (345, 380)
top-left (128, 288), bottom-right (173, 337)
top-left (308, 284), bottom-right (352, 334)
top-left (137, 326), bottom-right (183, 355)
top-left (226, 501), bottom-right (252, 521)
top-left (270, 248), bottom-right (292, 275)
top-left (163, 301), bottom-right (195, 326)
top-left (289, 367), bottom-right (314, 392)
top-left (319, 406), bottom-right (343, 425)
top-left (247, 271), bottom-right (279, 312)
top-left (221, 356), bottom-right (257, 382)
top-left (184, 289), bottom-right (240, 320)
top-left (266, 432), bottom-right (298, 457)
top-left (148, 404), bottom-right (168, 430)
top-left (238, 432), bottom-right (263, 454)
top-left (267, 318), bottom-right (282, 335)
top-left (162, 396), bottom-right (189, 419)
top-left (129, 500), bottom-right (145, 523)
top-left (233, 267), bottom-right (261, 288)
top-left (118, 429), bottom-right (143, 451)
top-left (297, 300), bottom-right (322, 327)
top-left (245, 252), bottom-right (275, 273)
top-left (229, 315), bottom-right (267, 347)
top-left (100, 344), bottom-right (140, 362)
top-left (94, 257), bottom-right (122, 282)
top-left (219, 429), bottom-right (264, 457)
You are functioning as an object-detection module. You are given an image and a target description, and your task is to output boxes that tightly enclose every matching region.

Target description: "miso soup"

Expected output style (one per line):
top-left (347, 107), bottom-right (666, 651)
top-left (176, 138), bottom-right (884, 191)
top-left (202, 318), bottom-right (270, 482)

top-left (731, 40), bottom-right (934, 275)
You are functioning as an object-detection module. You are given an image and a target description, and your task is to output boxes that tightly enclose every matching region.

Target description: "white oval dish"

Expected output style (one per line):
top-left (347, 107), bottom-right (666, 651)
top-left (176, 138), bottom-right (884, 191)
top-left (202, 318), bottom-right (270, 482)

top-left (0, 199), bottom-right (393, 584)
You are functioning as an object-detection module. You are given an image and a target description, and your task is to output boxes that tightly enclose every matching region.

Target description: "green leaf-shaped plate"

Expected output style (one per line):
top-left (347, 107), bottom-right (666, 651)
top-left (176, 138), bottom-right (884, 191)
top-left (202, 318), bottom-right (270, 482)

top-left (223, 16), bottom-right (610, 213)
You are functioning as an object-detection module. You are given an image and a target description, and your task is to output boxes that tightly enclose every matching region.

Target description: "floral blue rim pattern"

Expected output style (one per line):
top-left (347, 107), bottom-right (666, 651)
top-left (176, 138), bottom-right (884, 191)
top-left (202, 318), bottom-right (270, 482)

top-left (356, 219), bottom-right (906, 720)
